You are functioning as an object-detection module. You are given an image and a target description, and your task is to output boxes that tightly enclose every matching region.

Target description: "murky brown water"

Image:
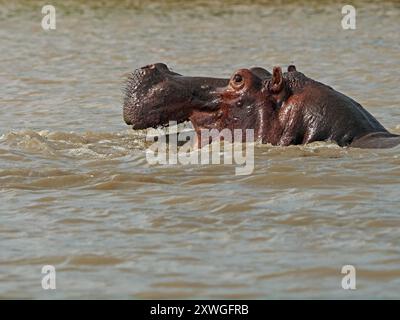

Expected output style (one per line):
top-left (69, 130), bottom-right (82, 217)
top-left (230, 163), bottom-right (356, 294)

top-left (0, 0), bottom-right (399, 299)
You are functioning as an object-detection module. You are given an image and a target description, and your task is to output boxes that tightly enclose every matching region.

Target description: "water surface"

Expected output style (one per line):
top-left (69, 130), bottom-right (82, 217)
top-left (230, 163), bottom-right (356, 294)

top-left (0, 0), bottom-right (399, 299)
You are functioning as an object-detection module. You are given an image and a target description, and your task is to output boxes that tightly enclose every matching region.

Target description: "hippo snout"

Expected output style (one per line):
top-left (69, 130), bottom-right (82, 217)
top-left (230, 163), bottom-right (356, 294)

top-left (123, 63), bottom-right (229, 130)
top-left (123, 63), bottom-right (170, 127)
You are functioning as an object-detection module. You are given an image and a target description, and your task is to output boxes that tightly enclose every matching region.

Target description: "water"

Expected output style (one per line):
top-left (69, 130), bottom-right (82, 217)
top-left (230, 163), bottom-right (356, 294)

top-left (0, 0), bottom-right (399, 299)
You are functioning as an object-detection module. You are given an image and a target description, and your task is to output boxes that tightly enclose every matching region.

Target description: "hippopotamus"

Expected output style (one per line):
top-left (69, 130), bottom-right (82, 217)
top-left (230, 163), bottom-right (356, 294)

top-left (123, 63), bottom-right (400, 149)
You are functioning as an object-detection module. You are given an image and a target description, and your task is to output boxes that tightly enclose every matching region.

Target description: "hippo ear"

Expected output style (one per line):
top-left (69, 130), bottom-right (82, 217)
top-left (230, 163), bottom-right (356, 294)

top-left (270, 66), bottom-right (284, 93)
top-left (287, 65), bottom-right (296, 72)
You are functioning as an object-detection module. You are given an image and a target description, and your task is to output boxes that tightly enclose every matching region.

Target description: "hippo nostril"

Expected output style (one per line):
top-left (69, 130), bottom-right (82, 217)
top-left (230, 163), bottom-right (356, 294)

top-left (140, 63), bottom-right (171, 76)
top-left (141, 64), bottom-right (156, 70)
top-left (153, 63), bottom-right (171, 73)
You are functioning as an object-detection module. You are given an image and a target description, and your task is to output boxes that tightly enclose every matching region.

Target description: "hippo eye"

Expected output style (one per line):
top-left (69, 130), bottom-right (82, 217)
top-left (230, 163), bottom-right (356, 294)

top-left (233, 74), bottom-right (243, 83)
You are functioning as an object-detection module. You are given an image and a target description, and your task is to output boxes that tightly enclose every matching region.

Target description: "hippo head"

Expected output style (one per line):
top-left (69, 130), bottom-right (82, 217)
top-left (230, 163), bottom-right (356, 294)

top-left (123, 63), bottom-right (279, 145)
top-left (123, 63), bottom-right (228, 129)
